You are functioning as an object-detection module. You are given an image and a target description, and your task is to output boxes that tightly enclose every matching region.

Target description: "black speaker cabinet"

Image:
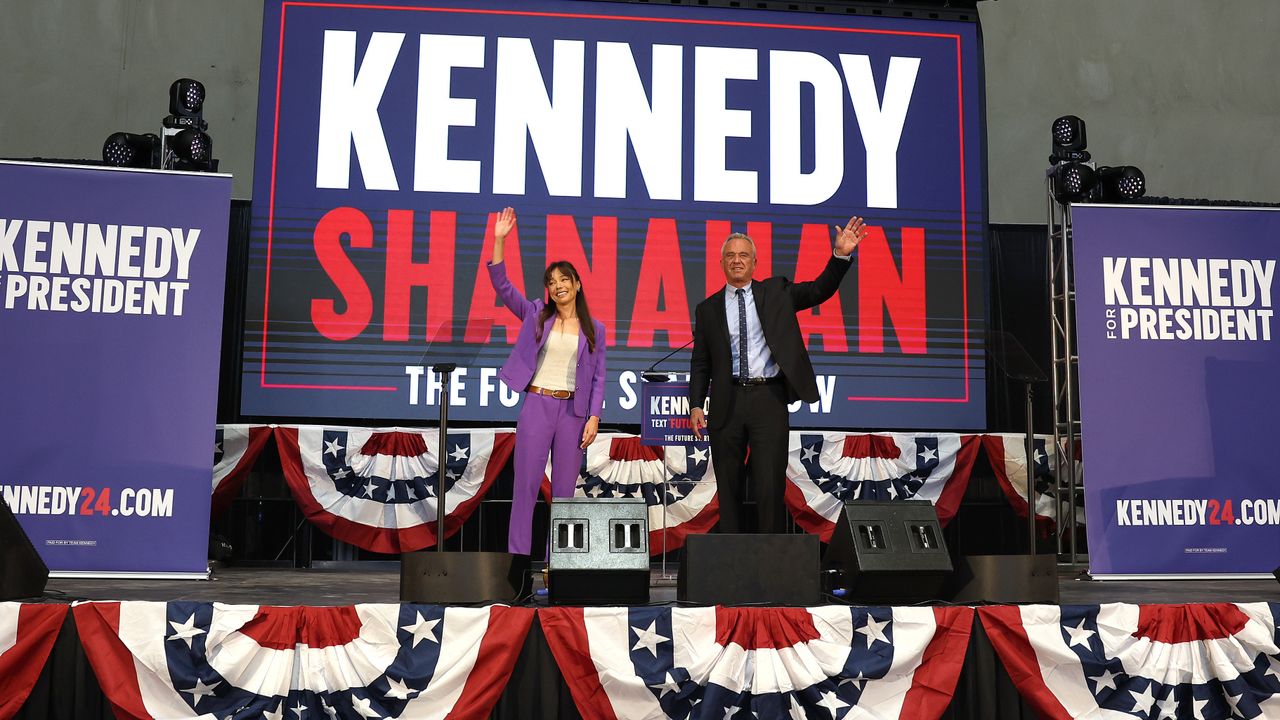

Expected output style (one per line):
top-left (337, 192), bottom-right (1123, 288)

top-left (678, 533), bottom-right (820, 606)
top-left (0, 498), bottom-right (48, 601)
top-left (944, 554), bottom-right (1059, 604)
top-left (548, 498), bottom-right (649, 605)
top-left (400, 552), bottom-right (529, 604)
top-left (823, 500), bottom-right (951, 604)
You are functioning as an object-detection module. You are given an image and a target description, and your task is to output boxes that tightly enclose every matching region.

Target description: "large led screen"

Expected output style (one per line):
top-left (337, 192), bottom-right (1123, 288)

top-left (244, 0), bottom-right (986, 428)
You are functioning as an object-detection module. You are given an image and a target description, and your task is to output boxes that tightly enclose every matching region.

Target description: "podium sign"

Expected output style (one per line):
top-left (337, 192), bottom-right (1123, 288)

top-left (640, 381), bottom-right (698, 446)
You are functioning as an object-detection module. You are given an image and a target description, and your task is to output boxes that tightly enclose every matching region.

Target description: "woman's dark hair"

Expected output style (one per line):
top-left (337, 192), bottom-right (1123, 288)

top-left (535, 261), bottom-right (597, 353)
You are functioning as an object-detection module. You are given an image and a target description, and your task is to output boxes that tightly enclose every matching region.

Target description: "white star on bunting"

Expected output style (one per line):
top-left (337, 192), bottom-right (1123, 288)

top-left (648, 672), bottom-right (680, 698)
top-left (1129, 684), bottom-right (1155, 714)
top-left (401, 613), bottom-right (441, 647)
top-left (351, 695), bottom-right (383, 719)
top-left (166, 613), bottom-right (205, 648)
top-left (817, 690), bottom-right (849, 717)
top-left (1092, 668), bottom-right (1118, 694)
top-left (1065, 619), bottom-right (1095, 648)
top-left (181, 677), bottom-right (220, 706)
top-left (857, 616), bottom-right (890, 648)
top-left (385, 677), bottom-right (415, 700)
top-left (631, 620), bottom-right (670, 657)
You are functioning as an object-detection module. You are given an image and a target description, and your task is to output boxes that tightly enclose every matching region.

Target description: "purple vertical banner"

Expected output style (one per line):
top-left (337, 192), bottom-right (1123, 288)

top-left (1073, 204), bottom-right (1280, 576)
top-left (0, 161), bottom-right (231, 576)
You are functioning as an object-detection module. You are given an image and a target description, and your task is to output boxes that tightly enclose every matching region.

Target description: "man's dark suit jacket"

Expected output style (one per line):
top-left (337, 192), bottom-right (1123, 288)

top-left (689, 255), bottom-right (853, 430)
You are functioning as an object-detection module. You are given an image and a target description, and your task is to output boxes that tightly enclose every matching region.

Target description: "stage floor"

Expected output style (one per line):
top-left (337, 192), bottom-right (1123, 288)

top-left (41, 563), bottom-right (1279, 606)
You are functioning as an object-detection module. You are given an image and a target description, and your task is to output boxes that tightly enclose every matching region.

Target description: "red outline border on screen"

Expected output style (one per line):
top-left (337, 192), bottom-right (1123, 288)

top-left (261, 2), bottom-right (972, 403)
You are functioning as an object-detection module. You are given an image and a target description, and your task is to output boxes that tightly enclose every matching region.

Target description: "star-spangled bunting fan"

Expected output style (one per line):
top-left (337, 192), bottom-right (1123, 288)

top-left (980, 602), bottom-right (1280, 719)
top-left (981, 434), bottom-right (1086, 533)
top-left (540, 605), bottom-right (973, 720)
top-left (0, 603), bottom-right (68, 720)
top-left (72, 601), bottom-right (534, 720)
top-left (540, 434), bottom-right (718, 555)
top-left (785, 433), bottom-right (981, 541)
top-left (212, 425), bottom-right (273, 517)
top-left (275, 426), bottom-right (515, 552)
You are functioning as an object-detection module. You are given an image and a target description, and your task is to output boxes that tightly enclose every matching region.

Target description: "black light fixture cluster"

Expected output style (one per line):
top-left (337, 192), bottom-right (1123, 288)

top-left (1048, 115), bottom-right (1145, 204)
top-left (101, 78), bottom-right (218, 172)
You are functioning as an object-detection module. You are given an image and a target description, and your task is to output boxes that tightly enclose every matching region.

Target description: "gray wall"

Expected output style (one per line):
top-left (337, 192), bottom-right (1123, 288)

top-left (0, 1), bottom-right (263, 198)
top-left (980, 0), bottom-right (1280, 222)
top-left (2, 1), bottom-right (1276, 221)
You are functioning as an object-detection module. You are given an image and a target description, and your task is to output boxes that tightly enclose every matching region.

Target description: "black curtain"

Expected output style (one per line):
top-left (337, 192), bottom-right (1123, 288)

top-left (986, 223), bottom-right (1053, 434)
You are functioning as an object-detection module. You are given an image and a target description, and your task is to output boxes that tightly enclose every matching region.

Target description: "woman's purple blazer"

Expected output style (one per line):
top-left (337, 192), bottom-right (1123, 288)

top-left (487, 261), bottom-right (606, 419)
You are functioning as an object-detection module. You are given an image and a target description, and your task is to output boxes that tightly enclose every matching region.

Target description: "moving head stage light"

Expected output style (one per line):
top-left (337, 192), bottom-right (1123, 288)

top-left (1096, 165), bottom-right (1146, 202)
top-left (102, 78), bottom-right (218, 172)
top-left (102, 132), bottom-right (160, 169)
top-left (1047, 115), bottom-right (1146, 204)
top-left (1050, 115), bottom-right (1090, 164)
top-left (162, 78), bottom-right (218, 172)
top-left (1051, 161), bottom-right (1096, 204)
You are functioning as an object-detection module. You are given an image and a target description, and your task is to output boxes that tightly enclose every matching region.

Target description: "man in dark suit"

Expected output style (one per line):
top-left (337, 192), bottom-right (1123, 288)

top-left (689, 217), bottom-right (866, 533)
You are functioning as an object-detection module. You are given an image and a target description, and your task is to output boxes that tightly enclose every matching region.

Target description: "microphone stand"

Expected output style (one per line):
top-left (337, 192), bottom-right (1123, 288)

top-left (644, 338), bottom-right (694, 381)
top-left (432, 363), bottom-right (456, 554)
top-left (399, 361), bottom-right (527, 604)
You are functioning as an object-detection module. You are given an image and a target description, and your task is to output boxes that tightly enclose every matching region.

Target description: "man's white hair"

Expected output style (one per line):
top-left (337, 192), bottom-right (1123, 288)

top-left (721, 232), bottom-right (756, 257)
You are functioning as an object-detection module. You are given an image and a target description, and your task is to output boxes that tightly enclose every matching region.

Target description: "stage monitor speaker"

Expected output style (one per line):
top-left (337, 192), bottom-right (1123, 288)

top-left (678, 534), bottom-right (820, 606)
top-left (823, 500), bottom-right (951, 604)
top-left (548, 498), bottom-right (649, 605)
top-left (400, 552), bottom-right (529, 604)
top-left (0, 498), bottom-right (48, 601)
top-left (944, 554), bottom-right (1059, 604)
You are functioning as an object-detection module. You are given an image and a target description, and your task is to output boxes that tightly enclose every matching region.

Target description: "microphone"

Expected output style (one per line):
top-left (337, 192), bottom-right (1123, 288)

top-left (643, 338), bottom-right (694, 382)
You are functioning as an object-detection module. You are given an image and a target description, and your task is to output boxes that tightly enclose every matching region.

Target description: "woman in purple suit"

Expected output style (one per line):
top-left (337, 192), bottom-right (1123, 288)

top-left (488, 207), bottom-right (606, 556)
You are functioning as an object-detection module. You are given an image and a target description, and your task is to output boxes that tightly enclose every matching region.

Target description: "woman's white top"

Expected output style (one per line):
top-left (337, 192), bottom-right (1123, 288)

top-left (531, 330), bottom-right (579, 391)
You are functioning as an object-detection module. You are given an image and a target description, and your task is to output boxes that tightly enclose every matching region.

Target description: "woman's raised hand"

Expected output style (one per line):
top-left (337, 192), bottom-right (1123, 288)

top-left (495, 207), bottom-right (517, 241)
top-left (492, 207), bottom-right (517, 264)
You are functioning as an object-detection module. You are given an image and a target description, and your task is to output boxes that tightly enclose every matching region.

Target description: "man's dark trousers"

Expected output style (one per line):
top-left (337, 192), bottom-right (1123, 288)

top-left (710, 380), bottom-right (789, 534)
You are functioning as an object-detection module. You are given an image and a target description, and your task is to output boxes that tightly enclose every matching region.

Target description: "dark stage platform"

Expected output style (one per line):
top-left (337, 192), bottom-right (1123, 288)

top-left (43, 563), bottom-right (1279, 606)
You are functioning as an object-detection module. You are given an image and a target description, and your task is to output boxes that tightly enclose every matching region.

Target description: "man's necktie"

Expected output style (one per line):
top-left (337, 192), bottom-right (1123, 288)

top-left (736, 288), bottom-right (749, 379)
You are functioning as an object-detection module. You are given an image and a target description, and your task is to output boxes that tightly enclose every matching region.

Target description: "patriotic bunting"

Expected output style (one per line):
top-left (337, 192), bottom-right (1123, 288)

top-left (785, 433), bottom-right (981, 541)
top-left (541, 434), bottom-right (719, 555)
top-left (980, 602), bottom-right (1280, 719)
top-left (0, 603), bottom-right (68, 720)
top-left (214, 428), bottom-right (1090, 547)
top-left (541, 604), bottom-right (973, 720)
top-left (73, 601), bottom-right (534, 720)
top-left (275, 426), bottom-right (515, 553)
top-left (212, 425), bottom-right (273, 517)
top-left (981, 434), bottom-right (1086, 532)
